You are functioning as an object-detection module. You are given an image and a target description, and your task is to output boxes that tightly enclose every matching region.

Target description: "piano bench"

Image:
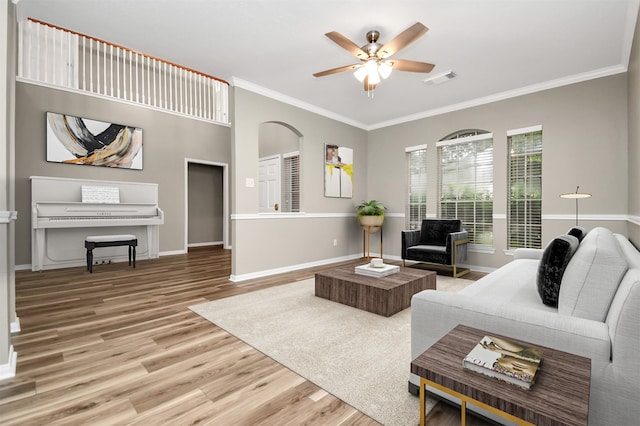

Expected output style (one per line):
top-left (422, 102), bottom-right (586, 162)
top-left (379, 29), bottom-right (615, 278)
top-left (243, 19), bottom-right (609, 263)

top-left (85, 234), bottom-right (137, 273)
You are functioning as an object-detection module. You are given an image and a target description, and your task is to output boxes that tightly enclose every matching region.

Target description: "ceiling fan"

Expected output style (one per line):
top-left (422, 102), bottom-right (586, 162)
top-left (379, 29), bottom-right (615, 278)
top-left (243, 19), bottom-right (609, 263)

top-left (313, 22), bottom-right (435, 91)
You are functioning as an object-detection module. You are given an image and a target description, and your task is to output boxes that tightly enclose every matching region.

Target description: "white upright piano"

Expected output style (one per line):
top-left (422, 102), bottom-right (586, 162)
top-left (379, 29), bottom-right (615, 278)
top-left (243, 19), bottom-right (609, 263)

top-left (31, 176), bottom-right (164, 271)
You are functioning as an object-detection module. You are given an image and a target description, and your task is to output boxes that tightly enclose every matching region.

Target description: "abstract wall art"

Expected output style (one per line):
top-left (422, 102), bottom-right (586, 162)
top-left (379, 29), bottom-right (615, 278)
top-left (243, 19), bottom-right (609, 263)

top-left (324, 144), bottom-right (353, 198)
top-left (46, 112), bottom-right (143, 170)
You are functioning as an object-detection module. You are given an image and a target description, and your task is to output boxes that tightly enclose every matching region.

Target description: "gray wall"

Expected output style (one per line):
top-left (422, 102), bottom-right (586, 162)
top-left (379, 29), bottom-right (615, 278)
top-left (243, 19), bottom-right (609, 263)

top-left (14, 82), bottom-right (231, 265)
top-left (11, 41), bottom-right (638, 276)
top-left (368, 74), bottom-right (630, 269)
top-left (188, 163), bottom-right (223, 245)
top-left (259, 122), bottom-right (300, 158)
top-left (231, 87), bottom-right (368, 278)
top-left (629, 6), bottom-right (640, 245)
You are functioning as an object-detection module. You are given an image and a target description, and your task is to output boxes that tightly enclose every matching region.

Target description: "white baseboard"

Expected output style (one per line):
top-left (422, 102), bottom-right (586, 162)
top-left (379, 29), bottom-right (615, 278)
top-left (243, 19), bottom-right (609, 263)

top-left (10, 315), bottom-right (20, 333)
top-left (230, 253), bottom-right (362, 282)
top-left (187, 241), bottom-right (223, 248)
top-left (230, 252), bottom-right (496, 282)
top-left (0, 346), bottom-right (17, 380)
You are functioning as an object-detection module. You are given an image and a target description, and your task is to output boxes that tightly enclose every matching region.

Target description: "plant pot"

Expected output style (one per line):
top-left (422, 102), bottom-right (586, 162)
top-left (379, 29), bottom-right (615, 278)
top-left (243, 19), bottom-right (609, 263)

top-left (359, 215), bottom-right (384, 232)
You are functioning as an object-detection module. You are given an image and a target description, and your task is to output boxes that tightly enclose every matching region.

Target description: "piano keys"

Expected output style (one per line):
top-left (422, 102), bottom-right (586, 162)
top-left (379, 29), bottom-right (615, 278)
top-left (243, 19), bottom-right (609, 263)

top-left (31, 176), bottom-right (164, 271)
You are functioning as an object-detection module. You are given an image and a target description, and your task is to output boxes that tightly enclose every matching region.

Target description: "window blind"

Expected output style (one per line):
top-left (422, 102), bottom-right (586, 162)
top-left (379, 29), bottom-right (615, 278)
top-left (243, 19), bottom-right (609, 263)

top-left (508, 127), bottom-right (542, 249)
top-left (438, 134), bottom-right (493, 245)
top-left (406, 146), bottom-right (427, 230)
top-left (283, 153), bottom-right (300, 212)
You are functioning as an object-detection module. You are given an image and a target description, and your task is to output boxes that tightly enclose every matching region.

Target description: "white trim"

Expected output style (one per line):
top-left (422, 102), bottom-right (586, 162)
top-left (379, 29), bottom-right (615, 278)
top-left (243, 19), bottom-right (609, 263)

top-left (542, 214), bottom-right (629, 221)
top-left (187, 241), bottom-right (223, 248)
top-left (184, 158), bottom-right (230, 251)
top-left (282, 150), bottom-right (299, 159)
top-left (0, 346), bottom-right (17, 380)
top-left (493, 213), bottom-right (507, 220)
top-left (0, 211), bottom-right (17, 223)
top-left (16, 77), bottom-right (231, 127)
top-left (469, 244), bottom-right (496, 254)
top-left (405, 144), bottom-right (427, 153)
top-left (258, 154), bottom-right (279, 162)
top-left (230, 253), bottom-right (362, 282)
top-left (232, 212), bottom-right (355, 220)
top-left (231, 77), bottom-right (368, 130)
top-left (621, 1), bottom-right (640, 68)
top-left (436, 132), bottom-right (494, 147)
top-left (506, 125), bottom-right (543, 136)
top-left (10, 316), bottom-right (20, 333)
top-left (159, 249), bottom-right (188, 256)
top-left (370, 65), bottom-right (627, 130)
top-left (629, 215), bottom-right (640, 226)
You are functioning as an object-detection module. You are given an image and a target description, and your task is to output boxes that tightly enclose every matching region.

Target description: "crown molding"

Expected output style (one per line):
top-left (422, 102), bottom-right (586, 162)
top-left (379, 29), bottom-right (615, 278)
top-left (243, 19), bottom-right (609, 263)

top-left (230, 77), bottom-right (369, 130)
top-left (368, 65), bottom-right (628, 130)
top-left (231, 61), bottom-right (628, 132)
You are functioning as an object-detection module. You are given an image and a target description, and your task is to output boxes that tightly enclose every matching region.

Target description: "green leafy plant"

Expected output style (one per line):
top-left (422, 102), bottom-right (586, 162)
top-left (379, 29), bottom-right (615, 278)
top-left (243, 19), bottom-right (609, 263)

top-left (356, 200), bottom-right (386, 218)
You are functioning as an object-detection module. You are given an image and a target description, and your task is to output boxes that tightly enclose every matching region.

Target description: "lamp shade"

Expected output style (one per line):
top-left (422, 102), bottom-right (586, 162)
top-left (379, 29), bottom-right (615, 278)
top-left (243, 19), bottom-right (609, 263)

top-left (367, 70), bottom-right (381, 85)
top-left (559, 186), bottom-right (591, 226)
top-left (353, 66), bottom-right (367, 82)
top-left (378, 61), bottom-right (393, 79)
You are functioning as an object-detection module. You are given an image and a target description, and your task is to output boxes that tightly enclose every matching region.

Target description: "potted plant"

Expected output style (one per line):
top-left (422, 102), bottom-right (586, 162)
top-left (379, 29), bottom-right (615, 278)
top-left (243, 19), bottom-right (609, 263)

top-left (356, 199), bottom-right (386, 228)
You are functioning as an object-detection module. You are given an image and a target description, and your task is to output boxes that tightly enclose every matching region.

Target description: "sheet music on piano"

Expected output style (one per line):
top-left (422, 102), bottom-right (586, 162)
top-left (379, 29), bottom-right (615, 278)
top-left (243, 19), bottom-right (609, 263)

top-left (81, 185), bottom-right (120, 204)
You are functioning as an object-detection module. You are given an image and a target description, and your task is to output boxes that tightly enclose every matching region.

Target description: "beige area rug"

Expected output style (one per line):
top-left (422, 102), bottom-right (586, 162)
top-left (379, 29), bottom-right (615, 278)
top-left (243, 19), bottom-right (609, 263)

top-left (189, 274), bottom-right (474, 426)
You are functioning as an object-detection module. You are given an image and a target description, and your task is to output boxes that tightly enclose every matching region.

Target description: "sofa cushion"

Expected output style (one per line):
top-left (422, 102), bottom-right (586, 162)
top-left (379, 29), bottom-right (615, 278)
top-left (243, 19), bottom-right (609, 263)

top-left (537, 234), bottom-right (579, 306)
top-left (567, 226), bottom-right (587, 242)
top-left (407, 245), bottom-right (448, 264)
top-left (559, 227), bottom-right (628, 321)
top-left (419, 219), bottom-right (461, 246)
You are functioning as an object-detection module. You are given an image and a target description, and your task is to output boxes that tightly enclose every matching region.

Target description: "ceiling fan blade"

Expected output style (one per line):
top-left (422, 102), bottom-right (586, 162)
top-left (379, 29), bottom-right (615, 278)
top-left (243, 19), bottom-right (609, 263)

top-left (313, 64), bottom-right (359, 77)
top-left (377, 22), bottom-right (429, 59)
top-left (325, 31), bottom-right (369, 60)
top-left (390, 59), bottom-right (435, 73)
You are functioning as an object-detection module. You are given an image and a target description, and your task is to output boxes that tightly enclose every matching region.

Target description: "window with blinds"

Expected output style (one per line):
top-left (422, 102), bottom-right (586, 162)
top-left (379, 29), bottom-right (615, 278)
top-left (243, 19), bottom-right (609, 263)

top-left (438, 132), bottom-right (494, 246)
top-left (508, 126), bottom-right (542, 249)
top-left (406, 145), bottom-right (427, 229)
top-left (282, 153), bottom-right (300, 212)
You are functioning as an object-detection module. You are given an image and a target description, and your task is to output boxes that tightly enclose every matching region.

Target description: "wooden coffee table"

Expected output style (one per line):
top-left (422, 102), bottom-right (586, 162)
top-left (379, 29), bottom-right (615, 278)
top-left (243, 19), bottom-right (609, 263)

top-left (314, 264), bottom-right (436, 317)
top-left (411, 324), bottom-right (591, 426)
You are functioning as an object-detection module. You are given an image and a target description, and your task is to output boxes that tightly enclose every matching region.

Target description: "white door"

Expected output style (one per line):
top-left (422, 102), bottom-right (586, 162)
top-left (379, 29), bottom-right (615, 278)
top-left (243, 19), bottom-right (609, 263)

top-left (258, 155), bottom-right (281, 213)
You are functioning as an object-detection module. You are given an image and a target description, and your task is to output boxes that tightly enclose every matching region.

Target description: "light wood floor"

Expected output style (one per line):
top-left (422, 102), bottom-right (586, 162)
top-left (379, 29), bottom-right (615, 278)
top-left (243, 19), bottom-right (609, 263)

top-left (1, 247), bottom-right (490, 425)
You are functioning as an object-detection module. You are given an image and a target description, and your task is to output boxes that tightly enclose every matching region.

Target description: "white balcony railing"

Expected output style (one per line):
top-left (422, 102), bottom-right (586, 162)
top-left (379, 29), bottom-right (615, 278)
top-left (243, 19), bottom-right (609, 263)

top-left (18, 18), bottom-right (229, 124)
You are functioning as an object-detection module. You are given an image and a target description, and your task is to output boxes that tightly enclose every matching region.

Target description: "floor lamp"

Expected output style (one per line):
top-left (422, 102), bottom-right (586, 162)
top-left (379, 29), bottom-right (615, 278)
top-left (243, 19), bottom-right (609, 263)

top-left (560, 186), bottom-right (592, 226)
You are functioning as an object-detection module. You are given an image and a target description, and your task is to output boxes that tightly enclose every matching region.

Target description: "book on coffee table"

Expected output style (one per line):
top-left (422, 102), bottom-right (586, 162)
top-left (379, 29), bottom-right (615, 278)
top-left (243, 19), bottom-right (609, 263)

top-left (354, 263), bottom-right (400, 278)
top-left (463, 334), bottom-right (543, 390)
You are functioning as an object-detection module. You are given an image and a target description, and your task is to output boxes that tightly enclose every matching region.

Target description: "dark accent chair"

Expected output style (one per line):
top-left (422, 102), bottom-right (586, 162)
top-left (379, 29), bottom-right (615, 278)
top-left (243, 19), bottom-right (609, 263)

top-left (401, 219), bottom-right (470, 278)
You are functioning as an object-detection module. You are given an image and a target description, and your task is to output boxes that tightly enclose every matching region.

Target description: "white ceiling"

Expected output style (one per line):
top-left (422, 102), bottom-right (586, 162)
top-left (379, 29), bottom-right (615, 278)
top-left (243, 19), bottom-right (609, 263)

top-left (14, 0), bottom-right (640, 129)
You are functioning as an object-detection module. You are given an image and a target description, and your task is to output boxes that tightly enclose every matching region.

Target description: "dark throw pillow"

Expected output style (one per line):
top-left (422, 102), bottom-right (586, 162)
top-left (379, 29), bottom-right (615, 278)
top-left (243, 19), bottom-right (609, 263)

top-left (567, 226), bottom-right (587, 242)
top-left (537, 234), bottom-right (580, 307)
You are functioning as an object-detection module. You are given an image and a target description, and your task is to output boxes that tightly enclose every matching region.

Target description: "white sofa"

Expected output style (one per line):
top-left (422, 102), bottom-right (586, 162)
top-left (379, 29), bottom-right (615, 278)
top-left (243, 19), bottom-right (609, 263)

top-left (409, 227), bottom-right (640, 425)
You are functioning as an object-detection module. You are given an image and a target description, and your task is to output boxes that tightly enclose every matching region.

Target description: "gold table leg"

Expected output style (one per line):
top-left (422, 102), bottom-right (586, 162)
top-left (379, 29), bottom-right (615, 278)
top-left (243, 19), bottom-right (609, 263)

top-left (419, 378), bottom-right (534, 426)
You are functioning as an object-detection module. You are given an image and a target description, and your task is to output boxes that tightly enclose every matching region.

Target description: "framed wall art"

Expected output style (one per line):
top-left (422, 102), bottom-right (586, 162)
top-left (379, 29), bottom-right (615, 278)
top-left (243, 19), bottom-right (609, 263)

top-left (46, 112), bottom-right (143, 170)
top-left (324, 144), bottom-right (353, 198)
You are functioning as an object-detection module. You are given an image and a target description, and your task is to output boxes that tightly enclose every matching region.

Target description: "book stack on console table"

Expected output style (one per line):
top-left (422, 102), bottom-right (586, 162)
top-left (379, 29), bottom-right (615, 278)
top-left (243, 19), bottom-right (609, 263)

top-left (354, 263), bottom-right (400, 278)
top-left (463, 334), bottom-right (543, 390)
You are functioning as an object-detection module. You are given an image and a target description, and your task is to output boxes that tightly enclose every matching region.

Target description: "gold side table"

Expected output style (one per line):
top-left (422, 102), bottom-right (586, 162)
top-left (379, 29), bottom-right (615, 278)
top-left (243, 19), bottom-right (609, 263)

top-left (361, 224), bottom-right (382, 260)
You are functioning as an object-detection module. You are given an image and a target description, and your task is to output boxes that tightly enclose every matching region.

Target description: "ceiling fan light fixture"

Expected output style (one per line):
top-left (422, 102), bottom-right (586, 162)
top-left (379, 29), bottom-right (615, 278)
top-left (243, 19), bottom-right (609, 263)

top-left (353, 66), bottom-right (367, 82)
top-left (314, 23), bottom-right (434, 93)
top-left (367, 69), bottom-right (381, 85)
top-left (378, 61), bottom-right (393, 79)
top-left (364, 59), bottom-right (378, 73)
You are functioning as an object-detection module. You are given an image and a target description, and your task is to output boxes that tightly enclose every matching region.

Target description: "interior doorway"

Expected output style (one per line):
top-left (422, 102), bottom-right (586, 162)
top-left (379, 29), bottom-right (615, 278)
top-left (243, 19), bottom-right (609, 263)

top-left (258, 155), bottom-right (281, 212)
top-left (184, 159), bottom-right (229, 251)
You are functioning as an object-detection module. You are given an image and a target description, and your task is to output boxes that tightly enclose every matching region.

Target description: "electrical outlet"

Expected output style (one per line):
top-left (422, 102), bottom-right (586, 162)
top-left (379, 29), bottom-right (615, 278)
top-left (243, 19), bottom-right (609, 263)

top-left (333, 239), bottom-right (338, 246)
